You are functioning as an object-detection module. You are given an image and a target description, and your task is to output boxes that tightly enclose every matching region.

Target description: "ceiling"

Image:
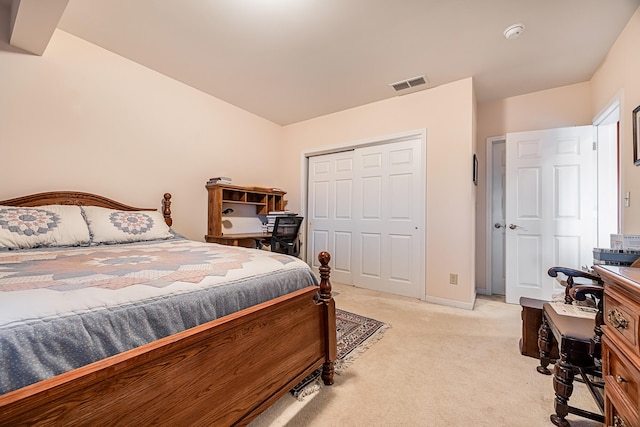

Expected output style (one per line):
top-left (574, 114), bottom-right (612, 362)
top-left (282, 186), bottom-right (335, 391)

top-left (14, 1), bottom-right (640, 125)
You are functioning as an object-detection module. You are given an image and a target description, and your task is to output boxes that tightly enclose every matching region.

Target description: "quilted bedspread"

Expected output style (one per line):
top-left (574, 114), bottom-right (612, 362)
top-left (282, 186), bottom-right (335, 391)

top-left (0, 238), bottom-right (318, 394)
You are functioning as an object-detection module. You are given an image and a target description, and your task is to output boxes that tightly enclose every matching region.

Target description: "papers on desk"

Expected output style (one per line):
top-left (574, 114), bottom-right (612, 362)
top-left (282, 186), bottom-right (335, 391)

top-left (549, 301), bottom-right (597, 319)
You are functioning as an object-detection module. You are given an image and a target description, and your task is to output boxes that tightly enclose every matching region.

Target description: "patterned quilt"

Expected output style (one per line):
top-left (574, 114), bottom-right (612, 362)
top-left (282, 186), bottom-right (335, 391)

top-left (0, 238), bottom-right (318, 394)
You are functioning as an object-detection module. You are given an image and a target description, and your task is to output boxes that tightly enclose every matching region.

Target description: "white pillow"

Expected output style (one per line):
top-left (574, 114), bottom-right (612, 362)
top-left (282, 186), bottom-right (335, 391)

top-left (0, 205), bottom-right (91, 249)
top-left (82, 206), bottom-right (172, 244)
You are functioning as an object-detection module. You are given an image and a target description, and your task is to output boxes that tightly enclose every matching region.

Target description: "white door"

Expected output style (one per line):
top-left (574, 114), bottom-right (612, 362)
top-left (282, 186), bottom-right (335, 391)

top-left (307, 138), bottom-right (425, 299)
top-left (505, 126), bottom-right (596, 304)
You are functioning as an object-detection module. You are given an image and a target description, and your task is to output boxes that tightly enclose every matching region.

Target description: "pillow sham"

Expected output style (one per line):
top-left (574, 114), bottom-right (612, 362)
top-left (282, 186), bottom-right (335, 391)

top-left (0, 205), bottom-right (91, 249)
top-left (82, 206), bottom-right (172, 244)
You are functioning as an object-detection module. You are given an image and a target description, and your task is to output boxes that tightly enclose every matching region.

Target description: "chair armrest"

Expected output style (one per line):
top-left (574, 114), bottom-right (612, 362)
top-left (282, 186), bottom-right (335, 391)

top-left (547, 266), bottom-right (603, 284)
top-left (568, 283), bottom-right (604, 302)
top-left (569, 283), bottom-right (605, 347)
top-left (548, 266), bottom-right (604, 304)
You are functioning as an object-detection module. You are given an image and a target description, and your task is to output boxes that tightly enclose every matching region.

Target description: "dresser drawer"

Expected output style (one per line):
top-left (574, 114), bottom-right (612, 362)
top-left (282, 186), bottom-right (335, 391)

top-left (603, 334), bottom-right (640, 426)
top-left (604, 339), bottom-right (639, 406)
top-left (606, 400), bottom-right (636, 427)
top-left (605, 287), bottom-right (639, 354)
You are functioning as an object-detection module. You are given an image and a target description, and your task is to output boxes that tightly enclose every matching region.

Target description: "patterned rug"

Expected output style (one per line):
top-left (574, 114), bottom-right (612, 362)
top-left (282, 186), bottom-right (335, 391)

top-left (290, 308), bottom-right (389, 399)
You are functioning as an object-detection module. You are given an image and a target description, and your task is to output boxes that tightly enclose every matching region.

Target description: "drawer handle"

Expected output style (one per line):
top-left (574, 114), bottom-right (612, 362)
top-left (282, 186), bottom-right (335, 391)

top-left (608, 308), bottom-right (629, 330)
top-left (616, 375), bottom-right (627, 384)
top-left (612, 414), bottom-right (626, 426)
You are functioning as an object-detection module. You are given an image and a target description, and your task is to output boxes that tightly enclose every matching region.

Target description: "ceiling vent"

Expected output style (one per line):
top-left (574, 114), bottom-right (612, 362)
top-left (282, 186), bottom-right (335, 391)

top-left (390, 75), bottom-right (428, 93)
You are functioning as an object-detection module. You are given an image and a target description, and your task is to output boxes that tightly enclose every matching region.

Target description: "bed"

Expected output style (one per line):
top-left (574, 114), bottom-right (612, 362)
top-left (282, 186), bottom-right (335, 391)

top-left (0, 191), bottom-right (336, 426)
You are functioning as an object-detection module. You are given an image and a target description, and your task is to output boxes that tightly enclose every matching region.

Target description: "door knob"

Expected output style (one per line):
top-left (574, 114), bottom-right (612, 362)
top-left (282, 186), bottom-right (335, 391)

top-left (494, 223), bottom-right (505, 229)
top-left (509, 224), bottom-right (518, 230)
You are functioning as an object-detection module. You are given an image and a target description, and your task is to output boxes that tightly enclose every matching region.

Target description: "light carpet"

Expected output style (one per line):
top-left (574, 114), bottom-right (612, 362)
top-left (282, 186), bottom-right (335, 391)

top-left (291, 308), bottom-right (390, 400)
top-left (251, 283), bottom-right (603, 426)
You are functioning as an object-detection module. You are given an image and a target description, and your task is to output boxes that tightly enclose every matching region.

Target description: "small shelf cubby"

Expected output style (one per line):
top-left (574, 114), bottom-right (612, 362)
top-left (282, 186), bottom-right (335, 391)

top-left (206, 183), bottom-right (286, 237)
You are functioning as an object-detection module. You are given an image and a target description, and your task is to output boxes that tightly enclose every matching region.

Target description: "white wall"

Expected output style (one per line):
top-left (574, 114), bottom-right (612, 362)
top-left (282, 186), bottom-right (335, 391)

top-left (0, 29), bottom-right (285, 241)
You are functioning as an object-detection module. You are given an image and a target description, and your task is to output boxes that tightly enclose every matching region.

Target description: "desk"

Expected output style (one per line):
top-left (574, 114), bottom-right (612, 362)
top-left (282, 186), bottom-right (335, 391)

top-left (205, 233), bottom-right (270, 248)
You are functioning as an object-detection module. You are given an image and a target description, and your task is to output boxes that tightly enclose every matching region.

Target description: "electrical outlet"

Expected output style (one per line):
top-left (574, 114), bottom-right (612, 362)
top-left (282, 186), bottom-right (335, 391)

top-left (449, 273), bottom-right (458, 285)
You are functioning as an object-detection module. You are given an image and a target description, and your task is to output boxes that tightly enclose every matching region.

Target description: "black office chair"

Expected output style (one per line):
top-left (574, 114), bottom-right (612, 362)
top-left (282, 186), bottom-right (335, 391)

top-left (270, 216), bottom-right (303, 257)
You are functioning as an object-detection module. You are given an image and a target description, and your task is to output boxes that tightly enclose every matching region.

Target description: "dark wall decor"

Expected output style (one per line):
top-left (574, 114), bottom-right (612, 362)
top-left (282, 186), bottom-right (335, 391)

top-left (634, 105), bottom-right (640, 166)
top-left (473, 154), bottom-right (478, 185)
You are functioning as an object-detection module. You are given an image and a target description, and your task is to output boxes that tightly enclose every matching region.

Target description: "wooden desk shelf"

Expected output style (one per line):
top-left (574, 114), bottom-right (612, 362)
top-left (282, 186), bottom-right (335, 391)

top-left (205, 183), bottom-right (286, 244)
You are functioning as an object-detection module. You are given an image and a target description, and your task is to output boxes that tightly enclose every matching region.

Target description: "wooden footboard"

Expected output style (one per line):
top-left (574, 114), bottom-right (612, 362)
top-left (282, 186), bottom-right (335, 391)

top-left (0, 253), bottom-right (336, 426)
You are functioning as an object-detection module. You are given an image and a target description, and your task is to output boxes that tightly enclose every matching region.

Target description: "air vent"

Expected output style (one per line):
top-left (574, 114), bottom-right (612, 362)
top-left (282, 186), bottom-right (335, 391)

top-left (391, 81), bottom-right (411, 91)
top-left (407, 76), bottom-right (426, 87)
top-left (390, 75), bottom-right (428, 93)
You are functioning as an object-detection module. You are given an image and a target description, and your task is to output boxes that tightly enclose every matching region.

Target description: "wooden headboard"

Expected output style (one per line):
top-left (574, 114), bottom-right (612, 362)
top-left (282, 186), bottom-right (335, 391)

top-left (0, 191), bottom-right (173, 226)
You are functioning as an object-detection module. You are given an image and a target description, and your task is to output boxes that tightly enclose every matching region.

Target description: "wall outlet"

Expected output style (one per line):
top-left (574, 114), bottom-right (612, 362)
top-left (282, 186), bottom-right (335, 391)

top-left (449, 273), bottom-right (458, 285)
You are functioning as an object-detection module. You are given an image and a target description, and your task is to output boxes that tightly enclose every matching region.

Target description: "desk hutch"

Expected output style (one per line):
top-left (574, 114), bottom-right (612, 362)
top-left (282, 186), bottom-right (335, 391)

top-left (205, 183), bottom-right (286, 247)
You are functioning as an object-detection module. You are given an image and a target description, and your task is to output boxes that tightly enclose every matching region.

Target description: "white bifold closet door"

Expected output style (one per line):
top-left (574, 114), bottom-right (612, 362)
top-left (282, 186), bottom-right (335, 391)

top-left (307, 138), bottom-right (424, 299)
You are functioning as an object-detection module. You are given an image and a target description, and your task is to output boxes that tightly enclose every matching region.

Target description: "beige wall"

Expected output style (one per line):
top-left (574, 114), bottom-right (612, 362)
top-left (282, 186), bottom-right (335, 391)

top-left (0, 26), bottom-right (477, 308)
top-left (283, 78), bottom-right (477, 308)
top-left (591, 7), bottom-right (640, 233)
top-left (4, 8), bottom-right (638, 307)
top-left (475, 83), bottom-right (593, 292)
top-left (0, 30), bottom-right (285, 241)
top-left (474, 6), bottom-right (640, 293)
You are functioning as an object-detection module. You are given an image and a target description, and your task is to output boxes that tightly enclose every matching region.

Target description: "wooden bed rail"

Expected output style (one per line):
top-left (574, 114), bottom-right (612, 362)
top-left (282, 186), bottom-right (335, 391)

top-left (0, 251), bottom-right (335, 426)
top-left (0, 190), bottom-right (334, 426)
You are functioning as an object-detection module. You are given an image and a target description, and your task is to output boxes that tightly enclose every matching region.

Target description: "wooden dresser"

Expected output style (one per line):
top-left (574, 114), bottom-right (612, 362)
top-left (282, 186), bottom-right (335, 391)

top-left (593, 265), bottom-right (640, 427)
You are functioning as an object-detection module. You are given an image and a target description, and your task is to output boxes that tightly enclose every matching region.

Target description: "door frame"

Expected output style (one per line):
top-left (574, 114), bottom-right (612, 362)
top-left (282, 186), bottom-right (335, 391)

top-left (300, 128), bottom-right (427, 299)
top-left (592, 94), bottom-right (622, 240)
top-left (483, 135), bottom-right (506, 296)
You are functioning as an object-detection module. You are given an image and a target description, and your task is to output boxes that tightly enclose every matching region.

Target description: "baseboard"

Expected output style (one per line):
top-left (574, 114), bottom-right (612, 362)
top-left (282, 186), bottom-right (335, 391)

top-left (425, 293), bottom-right (476, 310)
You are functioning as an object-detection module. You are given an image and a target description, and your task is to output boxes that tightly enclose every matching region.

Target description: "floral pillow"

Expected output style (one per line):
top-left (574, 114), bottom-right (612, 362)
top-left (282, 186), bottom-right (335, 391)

top-left (0, 205), bottom-right (91, 249)
top-left (82, 206), bottom-right (173, 244)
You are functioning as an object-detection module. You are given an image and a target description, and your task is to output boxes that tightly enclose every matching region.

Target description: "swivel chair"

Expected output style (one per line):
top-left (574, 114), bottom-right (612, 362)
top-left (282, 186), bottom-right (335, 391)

top-left (270, 216), bottom-right (303, 257)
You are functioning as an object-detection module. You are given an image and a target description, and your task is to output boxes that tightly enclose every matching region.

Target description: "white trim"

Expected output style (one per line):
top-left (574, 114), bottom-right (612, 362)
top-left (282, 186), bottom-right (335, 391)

top-left (425, 292), bottom-right (476, 310)
top-left (593, 90), bottom-right (623, 126)
top-left (485, 135), bottom-right (506, 296)
top-left (593, 93), bottom-right (623, 238)
top-left (303, 128), bottom-right (426, 158)
top-left (300, 128), bottom-right (427, 300)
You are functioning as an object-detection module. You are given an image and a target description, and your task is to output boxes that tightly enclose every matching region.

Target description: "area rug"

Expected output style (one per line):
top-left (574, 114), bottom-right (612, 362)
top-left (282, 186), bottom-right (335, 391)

top-left (290, 308), bottom-right (389, 400)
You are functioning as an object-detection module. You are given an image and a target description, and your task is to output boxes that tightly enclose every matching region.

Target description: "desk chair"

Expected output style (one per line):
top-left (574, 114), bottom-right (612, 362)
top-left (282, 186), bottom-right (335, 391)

top-left (270, 216), bottom-right (303, 257)
top-left (537, 267), bottom-right (605, 426)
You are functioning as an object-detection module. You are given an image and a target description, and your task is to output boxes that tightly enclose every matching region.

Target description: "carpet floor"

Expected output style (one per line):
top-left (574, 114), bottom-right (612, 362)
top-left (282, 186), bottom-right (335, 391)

top-left (250, 283), bottom-right (603, 426)
top-left (290, 308), bottom-right (389, 399)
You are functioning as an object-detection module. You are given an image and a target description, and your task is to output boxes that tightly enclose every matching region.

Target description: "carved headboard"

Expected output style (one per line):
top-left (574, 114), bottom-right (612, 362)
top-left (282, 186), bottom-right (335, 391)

top-left (0, 191), bottom-right (173, 226)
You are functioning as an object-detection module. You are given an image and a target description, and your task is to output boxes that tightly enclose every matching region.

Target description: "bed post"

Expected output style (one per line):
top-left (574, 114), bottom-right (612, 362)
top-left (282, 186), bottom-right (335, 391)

top-left (318, 251), bottom-right (336, 385)
top-left (162, 193), bottom-right (173, 227)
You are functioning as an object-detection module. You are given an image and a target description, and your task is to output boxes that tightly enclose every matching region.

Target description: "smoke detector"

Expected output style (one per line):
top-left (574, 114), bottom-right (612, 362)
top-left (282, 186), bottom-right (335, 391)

top-left (503, 23), bottom-right (525, 40)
